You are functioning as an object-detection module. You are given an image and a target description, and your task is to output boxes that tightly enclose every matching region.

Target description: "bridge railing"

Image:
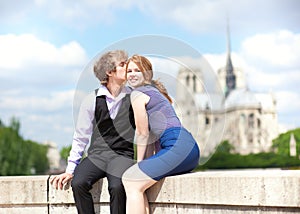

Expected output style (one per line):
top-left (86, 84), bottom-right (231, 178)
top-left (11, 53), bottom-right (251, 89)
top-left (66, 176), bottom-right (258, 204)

top-left (0, 170), bottom-right (300, 213)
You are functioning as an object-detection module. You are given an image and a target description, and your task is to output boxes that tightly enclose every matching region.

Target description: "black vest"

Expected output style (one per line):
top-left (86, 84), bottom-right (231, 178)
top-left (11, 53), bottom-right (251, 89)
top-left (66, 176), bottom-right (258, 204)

top-left (88, 93), bottom-right (135, 158)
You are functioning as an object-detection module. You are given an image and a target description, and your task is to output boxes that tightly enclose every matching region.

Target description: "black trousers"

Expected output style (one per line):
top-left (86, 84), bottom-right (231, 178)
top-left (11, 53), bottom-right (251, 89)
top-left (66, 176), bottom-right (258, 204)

top-left (71, 155), bottom-right (133, 214)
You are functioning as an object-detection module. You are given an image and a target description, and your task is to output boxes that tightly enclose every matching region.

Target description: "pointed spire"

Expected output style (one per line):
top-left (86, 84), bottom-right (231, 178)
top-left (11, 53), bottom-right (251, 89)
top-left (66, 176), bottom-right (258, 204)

top-left (225, 17), bottom-right (236, 97)
top-left (226, 18), bottom-right (233, 74)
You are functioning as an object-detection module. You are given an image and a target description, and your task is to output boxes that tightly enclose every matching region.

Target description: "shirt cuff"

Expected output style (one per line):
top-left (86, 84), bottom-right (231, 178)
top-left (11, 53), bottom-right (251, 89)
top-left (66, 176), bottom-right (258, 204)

top-left (65, 161), bottom-right (77, 174)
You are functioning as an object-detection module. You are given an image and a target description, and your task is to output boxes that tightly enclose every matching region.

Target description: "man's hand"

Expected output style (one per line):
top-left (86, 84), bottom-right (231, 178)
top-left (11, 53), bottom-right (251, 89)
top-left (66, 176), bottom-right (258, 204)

top-left (49, 173), bottom-right (73, 190)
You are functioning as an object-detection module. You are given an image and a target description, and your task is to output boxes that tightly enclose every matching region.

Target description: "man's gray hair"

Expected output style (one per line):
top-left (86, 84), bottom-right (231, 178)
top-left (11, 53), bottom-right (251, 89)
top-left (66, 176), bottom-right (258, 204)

top-left (94, 50), bottom-right (128, 85)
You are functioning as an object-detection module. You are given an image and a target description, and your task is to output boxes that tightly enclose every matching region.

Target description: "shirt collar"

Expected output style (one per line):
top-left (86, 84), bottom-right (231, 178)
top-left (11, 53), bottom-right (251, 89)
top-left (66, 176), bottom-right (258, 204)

top-left (96, 85), bottom-right (131, 101)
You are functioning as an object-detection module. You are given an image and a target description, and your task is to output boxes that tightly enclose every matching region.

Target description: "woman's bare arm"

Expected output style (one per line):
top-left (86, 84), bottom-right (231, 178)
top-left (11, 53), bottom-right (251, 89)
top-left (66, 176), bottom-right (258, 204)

top-left (130, 91), bottom-right (150, 162)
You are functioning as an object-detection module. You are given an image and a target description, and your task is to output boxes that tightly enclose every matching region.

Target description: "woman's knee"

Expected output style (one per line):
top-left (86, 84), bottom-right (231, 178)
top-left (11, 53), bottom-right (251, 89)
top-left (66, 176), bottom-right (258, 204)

top-left (123, 181), bottom-right (139, 194)
top-left (122, 170), bottom-right (140, 192)
top-left (122, 164), bottom-right (156, 192)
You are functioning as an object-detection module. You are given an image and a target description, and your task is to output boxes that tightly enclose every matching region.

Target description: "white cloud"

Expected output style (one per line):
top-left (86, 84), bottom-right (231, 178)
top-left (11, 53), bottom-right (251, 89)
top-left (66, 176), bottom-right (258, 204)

top-left (1, 0), bottom-right (127, 26)
top-left (20, 112), bottom-right (75, 147)
top-left (0, 33), bottom-right (89, 97)
top-left (241, 30), bottom-right (300, 68)
top-left (0, 34), bottom-right (90, 148)
top-left (0, 90), bottom-right (75, 113)
top-left (246, 68), bottom-right (300, 92)
top-left (204, 52), bottom-right (249, 76)
top-left (275, 91), bottom-right (300, 114)
top-left (237, 31), bottom-right (300, 99)
top-left (137, 0), bottom-right (300, 34)
top-left (0, 90), bottom-right (76, 147)
top-left (138, 0), bottom-right (228, 33)
top-left (202, 30), bottom-right (300, 130)
top-left (200, 31), bottom-right (300, 95)
top-left (1, 0), bottom-right (300, 149)
top-left (203, 53), bottom-right (227, 73)
top-left (33, 0), bottom-right (136, 28)
top-left (0, 34), bottom-right (88, 70)
top-left (0, 0), bottom-right (34, 23)
top-left (148, 56), bottom-right (181, 96)
top-left (3, 0), bottom-right (299, 34)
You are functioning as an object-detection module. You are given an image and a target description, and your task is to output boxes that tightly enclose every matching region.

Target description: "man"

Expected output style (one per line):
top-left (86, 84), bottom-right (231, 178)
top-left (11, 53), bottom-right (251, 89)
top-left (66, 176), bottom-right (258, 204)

top-left (50, 50), bottom-right (135, 214)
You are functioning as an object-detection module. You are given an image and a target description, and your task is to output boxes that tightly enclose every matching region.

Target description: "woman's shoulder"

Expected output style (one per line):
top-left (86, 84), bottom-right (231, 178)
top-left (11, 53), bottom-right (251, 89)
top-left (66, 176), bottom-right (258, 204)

top-left (134, 84), bottom-right (157, 93)
top-left (130, 89), bottom-right (150, 105)
top-left (131, 85), bottom-right (150, 98)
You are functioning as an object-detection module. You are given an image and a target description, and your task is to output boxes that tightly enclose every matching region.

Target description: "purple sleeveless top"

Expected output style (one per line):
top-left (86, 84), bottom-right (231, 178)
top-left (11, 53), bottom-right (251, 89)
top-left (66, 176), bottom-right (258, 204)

top-left (134, 85), bottom-right (181, 137)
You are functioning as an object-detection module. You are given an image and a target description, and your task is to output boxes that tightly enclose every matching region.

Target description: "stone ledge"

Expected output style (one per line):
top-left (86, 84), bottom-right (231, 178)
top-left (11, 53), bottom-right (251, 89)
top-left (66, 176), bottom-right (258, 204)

top-left (147, 170), bottom-right (300, 207)
top-left (0, 175), bottom-right (48, 205)
top-left (1, 170), bottom-right (300, 214)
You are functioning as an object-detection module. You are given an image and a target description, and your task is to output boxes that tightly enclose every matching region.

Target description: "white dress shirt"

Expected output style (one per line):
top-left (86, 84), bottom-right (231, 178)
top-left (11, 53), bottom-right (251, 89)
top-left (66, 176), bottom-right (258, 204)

top-left (66, 85), bottom-right (130, 174)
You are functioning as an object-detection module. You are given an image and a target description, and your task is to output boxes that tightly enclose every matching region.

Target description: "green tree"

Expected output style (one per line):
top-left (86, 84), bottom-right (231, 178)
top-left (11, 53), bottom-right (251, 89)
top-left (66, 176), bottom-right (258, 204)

top-left (197, 129), bottom-right (300, 171)
top-left (60, 145), bottom-right (88, 165)
top-left (60, 145), bottom-right (72, 162)
top-left (9, 117), bottom-right (21, 134)
top-left (272, 128), bottom-right (300, 156)
top-left (215, 140), bottom-right (234, 153)
top-left (0, 117), bottom-right (49, 175)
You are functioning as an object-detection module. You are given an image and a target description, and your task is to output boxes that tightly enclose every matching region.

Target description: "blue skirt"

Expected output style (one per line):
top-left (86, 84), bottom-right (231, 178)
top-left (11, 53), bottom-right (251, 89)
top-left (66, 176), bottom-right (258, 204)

top-left (138, 127), bottom-right (200, 181)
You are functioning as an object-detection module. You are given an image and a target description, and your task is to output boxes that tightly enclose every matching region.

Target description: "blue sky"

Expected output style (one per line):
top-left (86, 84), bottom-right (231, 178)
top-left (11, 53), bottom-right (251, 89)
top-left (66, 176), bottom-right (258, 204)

top-left (0, 0), bottom-right (300, 149)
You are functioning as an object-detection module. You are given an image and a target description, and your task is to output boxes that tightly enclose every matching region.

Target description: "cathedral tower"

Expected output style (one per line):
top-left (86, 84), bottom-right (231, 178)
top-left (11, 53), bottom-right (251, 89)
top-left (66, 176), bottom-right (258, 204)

top-left (225, 23), bottom-right (236, 97)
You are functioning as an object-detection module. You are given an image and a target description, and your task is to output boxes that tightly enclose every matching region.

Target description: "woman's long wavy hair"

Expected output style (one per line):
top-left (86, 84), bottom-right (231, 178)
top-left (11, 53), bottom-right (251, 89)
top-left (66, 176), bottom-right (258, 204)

top-left (126, 54), bottom-right (172, 103)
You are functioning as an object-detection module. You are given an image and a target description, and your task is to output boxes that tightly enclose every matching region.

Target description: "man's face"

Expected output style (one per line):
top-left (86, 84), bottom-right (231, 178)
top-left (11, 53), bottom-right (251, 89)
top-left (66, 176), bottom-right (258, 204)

top-left (113, 61), bottom-right (127, 82)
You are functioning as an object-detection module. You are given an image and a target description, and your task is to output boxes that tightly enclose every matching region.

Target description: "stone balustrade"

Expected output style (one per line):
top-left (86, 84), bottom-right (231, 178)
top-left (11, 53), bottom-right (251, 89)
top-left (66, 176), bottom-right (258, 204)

top-left (0, 170), bottom-right (300, 213)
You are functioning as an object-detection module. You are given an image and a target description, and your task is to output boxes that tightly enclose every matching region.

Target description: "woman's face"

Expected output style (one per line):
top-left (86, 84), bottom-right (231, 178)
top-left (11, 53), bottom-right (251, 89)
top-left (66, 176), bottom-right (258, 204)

top-left (126, 61), bottom-right (145, 88)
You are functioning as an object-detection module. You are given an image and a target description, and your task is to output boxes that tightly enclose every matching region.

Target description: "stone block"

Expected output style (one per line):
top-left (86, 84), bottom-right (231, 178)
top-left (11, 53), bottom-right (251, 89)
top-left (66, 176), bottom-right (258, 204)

top-left (48, 175), bottom-right (111, 213)
top-left (1, 170), bottom-right (300, 213)
top-left (48, 175), bottom-right (110, 204)
top-left (147, 170), bottom-right (300, 208)
top-left (0, 207), bottom-right (48, 214)
top-left (0, 175), bottom-right (48, 205)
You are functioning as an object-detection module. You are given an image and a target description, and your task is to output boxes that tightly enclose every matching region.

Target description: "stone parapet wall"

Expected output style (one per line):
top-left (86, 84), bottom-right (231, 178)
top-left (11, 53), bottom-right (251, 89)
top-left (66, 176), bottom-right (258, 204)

top-left (0, 170), bottom-right (300, 213)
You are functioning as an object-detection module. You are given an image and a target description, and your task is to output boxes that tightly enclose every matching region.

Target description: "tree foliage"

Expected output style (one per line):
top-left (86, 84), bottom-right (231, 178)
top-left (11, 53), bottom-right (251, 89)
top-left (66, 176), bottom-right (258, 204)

top-left (197, 128), bottom-right (300, 170)
top-left (60, 145), bottom-right (72, 162)
top-left (60, 144), bottom-right (88, 165)
top-left (272, 128), bottom-right (300, 156)
top-left (0, 117), bottom-right (49, 175)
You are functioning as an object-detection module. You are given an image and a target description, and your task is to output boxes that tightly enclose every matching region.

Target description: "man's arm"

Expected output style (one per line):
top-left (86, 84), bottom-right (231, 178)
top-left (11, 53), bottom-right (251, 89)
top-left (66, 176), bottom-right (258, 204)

top-left (50, 92), bottom-right (95, 190)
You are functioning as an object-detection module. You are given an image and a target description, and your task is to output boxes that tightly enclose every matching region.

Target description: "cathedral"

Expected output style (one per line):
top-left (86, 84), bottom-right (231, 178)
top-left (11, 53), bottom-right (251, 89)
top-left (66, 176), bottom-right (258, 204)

top-left (175, 29), bottom-right (279, 156)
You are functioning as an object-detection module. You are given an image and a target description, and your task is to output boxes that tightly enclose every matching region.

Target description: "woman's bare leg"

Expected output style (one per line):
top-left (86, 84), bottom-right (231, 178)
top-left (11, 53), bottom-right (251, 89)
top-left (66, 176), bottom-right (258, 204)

top-left (144, 192), bottom-right (150, 214)
top-left (122, 164), bottom-right (157, 214)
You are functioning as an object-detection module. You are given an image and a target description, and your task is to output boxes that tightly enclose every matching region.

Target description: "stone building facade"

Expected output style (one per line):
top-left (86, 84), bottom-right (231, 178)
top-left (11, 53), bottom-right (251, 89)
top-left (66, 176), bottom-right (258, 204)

top-left (175, 32), bottom-right (278, 156)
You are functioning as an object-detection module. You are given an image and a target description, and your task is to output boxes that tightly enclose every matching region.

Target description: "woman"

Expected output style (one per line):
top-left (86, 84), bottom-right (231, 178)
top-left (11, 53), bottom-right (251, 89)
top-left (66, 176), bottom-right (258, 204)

top-left (122, 55), bottom-right (200, 214)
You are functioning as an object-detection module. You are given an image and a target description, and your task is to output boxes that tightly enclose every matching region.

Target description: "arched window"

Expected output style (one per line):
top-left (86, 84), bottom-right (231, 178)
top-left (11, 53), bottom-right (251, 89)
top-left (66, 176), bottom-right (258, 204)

top-left (186, 75), bottom-right (190, 87)
top-left (240, 114), bottom-right (246, 125)
top-left (248, 134), bottom-right (253, 144)
top-left (205, 117), bottom-right (210, 125)
top-left (248, 113), bottom-right (255, 128)
top-left (205, 102), bottom-right (210, 110)
top-left (193, 75), bottom-right (197, 92)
